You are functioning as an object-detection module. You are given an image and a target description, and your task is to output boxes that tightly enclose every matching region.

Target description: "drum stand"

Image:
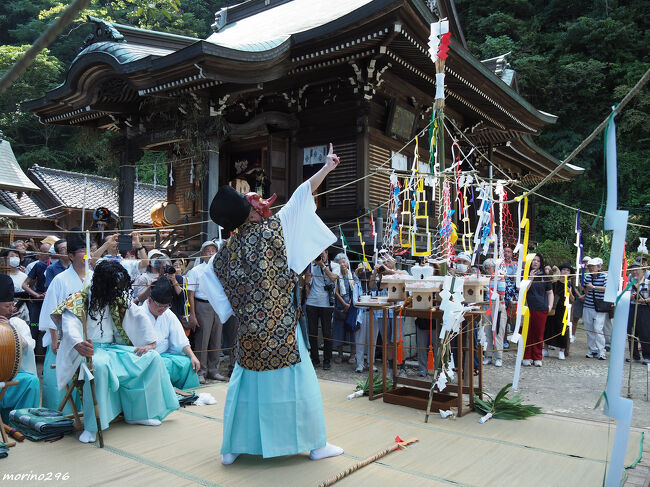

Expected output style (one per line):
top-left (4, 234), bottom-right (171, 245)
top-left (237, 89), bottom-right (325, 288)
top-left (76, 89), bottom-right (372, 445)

top-left (0, 381), bottom-right (19, 447)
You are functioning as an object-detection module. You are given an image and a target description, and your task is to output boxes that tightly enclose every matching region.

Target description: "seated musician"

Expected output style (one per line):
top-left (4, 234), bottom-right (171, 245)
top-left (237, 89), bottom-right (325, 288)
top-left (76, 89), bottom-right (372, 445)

top-left (134, 276), bottom-right (200, 389)
top-left (52, 260), bottom-right (179, 443)
top-left (0, 274), bottom-right (40, 421)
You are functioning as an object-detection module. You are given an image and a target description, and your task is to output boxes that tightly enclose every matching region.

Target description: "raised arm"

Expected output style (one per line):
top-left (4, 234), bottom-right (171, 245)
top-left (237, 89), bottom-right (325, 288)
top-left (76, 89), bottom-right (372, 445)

top-left (308, 143), bottom-right (340, 194)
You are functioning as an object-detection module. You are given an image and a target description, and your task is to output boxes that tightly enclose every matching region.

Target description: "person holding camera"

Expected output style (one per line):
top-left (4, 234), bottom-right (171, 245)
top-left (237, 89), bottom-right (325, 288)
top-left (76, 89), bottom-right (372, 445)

top-left (369, 249), bottom-right (401, 378)
top-left (305, 250), bottom-right (339, 369)
top-left (132, 253), bottom-right (172, 304)
top-left (92, 232), bottom-right (148, 281)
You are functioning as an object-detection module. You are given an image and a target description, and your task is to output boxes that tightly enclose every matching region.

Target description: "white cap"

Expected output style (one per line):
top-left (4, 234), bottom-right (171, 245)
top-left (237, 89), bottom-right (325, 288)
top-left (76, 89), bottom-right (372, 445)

top-left (587, 257), bottom-right (603, 266)
top-left (200, 240), bottom-right (218, 251)
top-left (582, 255), bottom-right (591, 262)
top-left (456, 252), bottom-right (472, 264)
top-left (147, 249), bottom-right (165, 260)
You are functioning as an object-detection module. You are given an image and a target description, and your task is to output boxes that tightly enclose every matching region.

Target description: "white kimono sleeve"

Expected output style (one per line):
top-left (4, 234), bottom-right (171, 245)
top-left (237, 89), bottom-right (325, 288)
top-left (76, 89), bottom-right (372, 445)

top-left (56, 310), bottom-right (85, 390)
top-left (201, 255), bottom-right (235, 323)
top-left (164, 311), bottom-right (190, 354)
top-left (39, 277), bottom-right (63, 347)
top-left (11, 317), bottom-right (36, 375)
top-left (121, 304), bottom-right (159, 347)
top-left (278, 181), bottom-right (337, 274)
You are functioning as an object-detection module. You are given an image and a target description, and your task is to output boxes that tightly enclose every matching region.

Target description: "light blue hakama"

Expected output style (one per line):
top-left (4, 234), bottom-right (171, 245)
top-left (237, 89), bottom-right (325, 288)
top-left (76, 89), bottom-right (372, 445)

top-left (42, 346), bottom-right (80, 414)
top-left (220, 326), bottom-right (326, 458)
top-left (81, 344), bottom-right (179, 432)
top-left (161, 353), bottom-right (200, 390)
top-left (1, 371), bottom-right (40, 422)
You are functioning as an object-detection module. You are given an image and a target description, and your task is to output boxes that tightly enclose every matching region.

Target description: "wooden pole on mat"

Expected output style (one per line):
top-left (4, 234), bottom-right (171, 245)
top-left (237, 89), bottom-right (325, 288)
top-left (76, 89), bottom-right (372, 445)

top-left (317, 437), bottom-right (418, 487)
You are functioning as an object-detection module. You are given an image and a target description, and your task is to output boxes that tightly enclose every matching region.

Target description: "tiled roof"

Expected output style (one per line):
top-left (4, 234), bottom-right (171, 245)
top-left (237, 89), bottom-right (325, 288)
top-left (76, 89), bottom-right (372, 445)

top-left (0, 190), bottom-right (49, 219)
top-left (0, 139), bottom-right (40, 192)
top-left (206, 0), bottom-right (374, 51)
top-left (28, 165), bottom-right (166, 225)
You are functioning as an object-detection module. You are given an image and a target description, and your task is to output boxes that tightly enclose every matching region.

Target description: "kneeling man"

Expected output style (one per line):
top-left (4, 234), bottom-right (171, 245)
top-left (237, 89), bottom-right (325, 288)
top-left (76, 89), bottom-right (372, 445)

top-left (0, 274), bottom-right (39, 421)
top-left (138, 276), bottom-right (200, 389)
top-left (53, 261), bottom-right (179, 443)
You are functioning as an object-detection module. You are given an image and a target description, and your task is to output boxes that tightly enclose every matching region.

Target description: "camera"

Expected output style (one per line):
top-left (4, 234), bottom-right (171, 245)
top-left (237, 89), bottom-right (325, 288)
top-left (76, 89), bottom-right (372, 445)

top-left (164, 265), bottom-right (176, 275)
top-left (376, 264), bottom-right (386, 274)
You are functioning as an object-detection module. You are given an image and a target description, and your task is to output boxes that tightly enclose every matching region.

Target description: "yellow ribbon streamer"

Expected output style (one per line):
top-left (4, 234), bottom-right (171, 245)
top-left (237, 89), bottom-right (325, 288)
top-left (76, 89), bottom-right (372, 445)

top-left (357, 218), bottom-right (371, 270)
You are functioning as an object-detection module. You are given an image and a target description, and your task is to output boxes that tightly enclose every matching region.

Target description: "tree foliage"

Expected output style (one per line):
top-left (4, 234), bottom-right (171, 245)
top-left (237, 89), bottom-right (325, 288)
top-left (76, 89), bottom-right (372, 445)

top-left (0, 0), bottom-right (223, 179)
top-left (457, 0), bottom-right (650, 256)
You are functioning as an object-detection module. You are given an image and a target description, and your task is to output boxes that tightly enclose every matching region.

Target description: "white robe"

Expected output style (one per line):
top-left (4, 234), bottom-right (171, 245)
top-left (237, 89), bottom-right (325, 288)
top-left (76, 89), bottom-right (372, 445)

top-left (202, 181), bottom-right (336, 323)
top-left (39, 265), bottom-right (92, 348)
top-left (55, 304), bottom-right (157, 390)
top-left (136, 305), bottom-right (190, 354)
top-left (10, 316), bottom-right (36, 375)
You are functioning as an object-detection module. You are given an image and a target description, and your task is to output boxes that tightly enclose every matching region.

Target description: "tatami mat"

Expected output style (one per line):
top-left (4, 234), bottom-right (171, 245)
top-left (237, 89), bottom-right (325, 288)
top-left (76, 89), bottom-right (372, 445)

top-left (3, 380), bottom-right (645, 486)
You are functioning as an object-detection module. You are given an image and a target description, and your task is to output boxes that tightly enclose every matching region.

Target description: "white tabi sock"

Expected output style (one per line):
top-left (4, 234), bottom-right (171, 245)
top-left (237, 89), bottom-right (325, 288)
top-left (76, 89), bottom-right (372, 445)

top-left (125, 419), bottom-right (161, 426)
top-left (221, 453), bottom-right (240, 465)
top-left (78, 430), bottom-right (96, 443)
top-left (309, 443), bottom-right (344, 460)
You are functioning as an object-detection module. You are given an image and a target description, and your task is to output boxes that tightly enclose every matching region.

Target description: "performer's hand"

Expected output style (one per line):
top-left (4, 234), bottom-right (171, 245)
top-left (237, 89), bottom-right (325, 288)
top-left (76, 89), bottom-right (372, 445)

top-left (74, 340), bottom-right (94, 357)
top-left (324, 143), bottom-right (340, 172)
top-left (52, 340), bottom-right (59, 355)
top-left (191, 355), bottom-right (201, 372)
top-left (134, 343), bottom-right (154, 356)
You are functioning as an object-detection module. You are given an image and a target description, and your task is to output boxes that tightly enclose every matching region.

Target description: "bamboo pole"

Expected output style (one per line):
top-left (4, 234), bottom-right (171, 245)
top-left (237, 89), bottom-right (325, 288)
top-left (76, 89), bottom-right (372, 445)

top-left (317, 438), bottom-right (418, 487)
top-left (0, 0), bottom-right (91, 95)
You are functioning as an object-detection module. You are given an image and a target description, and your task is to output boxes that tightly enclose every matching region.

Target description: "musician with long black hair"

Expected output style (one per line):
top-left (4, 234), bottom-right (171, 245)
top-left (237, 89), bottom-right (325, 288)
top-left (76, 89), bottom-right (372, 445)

top-left (52, 260), bottom-right (178, 443)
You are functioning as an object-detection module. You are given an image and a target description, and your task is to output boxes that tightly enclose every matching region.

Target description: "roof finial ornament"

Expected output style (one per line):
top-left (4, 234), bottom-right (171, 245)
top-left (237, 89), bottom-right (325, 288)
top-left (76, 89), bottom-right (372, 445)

top-left (211, 7), bottom-right (228, 33)
top-left (81, 16), bottom-right (126, 51)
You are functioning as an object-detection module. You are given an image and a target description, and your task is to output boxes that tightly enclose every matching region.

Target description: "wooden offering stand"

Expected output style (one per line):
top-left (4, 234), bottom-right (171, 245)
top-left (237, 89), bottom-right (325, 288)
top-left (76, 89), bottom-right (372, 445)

top-left (358, 297), bottom-right (484, 417)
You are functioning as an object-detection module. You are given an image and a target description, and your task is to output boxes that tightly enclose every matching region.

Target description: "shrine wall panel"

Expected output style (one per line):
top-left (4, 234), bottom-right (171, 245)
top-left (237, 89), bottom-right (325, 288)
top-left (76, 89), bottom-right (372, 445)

top-left (325, 141), bottom-right (357, 208)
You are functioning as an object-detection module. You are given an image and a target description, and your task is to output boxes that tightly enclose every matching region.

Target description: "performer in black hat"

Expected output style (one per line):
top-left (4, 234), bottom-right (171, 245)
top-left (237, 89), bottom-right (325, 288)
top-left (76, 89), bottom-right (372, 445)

top-left (201, 143), bottom-right (343, 464)
top-left (0, 274), bottom-right (40, 422)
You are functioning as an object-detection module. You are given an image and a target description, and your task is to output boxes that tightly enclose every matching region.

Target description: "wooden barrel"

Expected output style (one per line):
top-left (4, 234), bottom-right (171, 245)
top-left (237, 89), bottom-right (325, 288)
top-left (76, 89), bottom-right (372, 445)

top-left (0, 320), bottom-right (22, 381)
top-left (151, 202), bottom-right (181, 228)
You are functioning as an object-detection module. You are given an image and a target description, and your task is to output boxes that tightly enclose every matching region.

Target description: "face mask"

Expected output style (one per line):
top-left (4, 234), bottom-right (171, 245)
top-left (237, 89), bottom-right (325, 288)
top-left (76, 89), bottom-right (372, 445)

top-left (245, 192), bottom-right (277, 219)
top-left (8, 256), bottom-right (20, 268)
top-left (456, 263), bottom-right (468, 273)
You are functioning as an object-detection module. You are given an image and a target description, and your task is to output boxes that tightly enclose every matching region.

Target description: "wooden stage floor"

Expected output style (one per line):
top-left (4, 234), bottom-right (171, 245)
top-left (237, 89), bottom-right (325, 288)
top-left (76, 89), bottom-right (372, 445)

top-left (4, 379), bottom-right (646, 486)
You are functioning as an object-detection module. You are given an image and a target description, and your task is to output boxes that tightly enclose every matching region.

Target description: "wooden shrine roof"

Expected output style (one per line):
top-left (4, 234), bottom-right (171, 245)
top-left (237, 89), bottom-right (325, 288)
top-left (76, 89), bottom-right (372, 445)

top-left (22, 0), bottom-right (580, 180)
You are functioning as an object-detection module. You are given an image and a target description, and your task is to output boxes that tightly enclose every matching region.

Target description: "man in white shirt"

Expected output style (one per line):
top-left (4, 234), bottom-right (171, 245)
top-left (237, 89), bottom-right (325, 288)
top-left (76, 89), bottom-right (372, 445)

top-left (39, 230), bottom-right (90, 411)
top-left (92, 232), bottom-right (148, 281)
top-left (137, 276), bottom-right (200, 389)
top-left (0, 274), bottom-right (39, 422)
top-left (187, 240), bottom-right (226, 383)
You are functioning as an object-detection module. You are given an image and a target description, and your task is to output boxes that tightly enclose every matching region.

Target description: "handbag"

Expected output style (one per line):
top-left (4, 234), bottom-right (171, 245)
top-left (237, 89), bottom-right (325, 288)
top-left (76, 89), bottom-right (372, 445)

top-left (344, 303), bottom-right (360, 332)
top-left (334, 307), bottom-right (348, 321)
top-left (592, 291), bottom-right (614, 313)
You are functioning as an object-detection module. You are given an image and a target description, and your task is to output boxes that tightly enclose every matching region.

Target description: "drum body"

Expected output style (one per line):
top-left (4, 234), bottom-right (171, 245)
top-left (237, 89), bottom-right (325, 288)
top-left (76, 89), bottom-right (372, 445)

top-left (0, 321), bottom-right (22, 381)
top-left (151, 202), bottom-right (181, 227)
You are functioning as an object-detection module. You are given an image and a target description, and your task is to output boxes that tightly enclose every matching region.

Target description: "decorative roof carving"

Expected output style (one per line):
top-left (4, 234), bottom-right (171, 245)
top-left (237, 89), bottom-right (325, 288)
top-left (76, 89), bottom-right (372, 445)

top-left (81, 16), bottom-right (126, 51)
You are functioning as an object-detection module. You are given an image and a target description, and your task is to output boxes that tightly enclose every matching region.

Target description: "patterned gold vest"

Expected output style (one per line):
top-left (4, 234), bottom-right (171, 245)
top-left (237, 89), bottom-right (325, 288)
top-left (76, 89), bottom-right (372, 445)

top-left (213, 216), bottom-right (299, 371)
